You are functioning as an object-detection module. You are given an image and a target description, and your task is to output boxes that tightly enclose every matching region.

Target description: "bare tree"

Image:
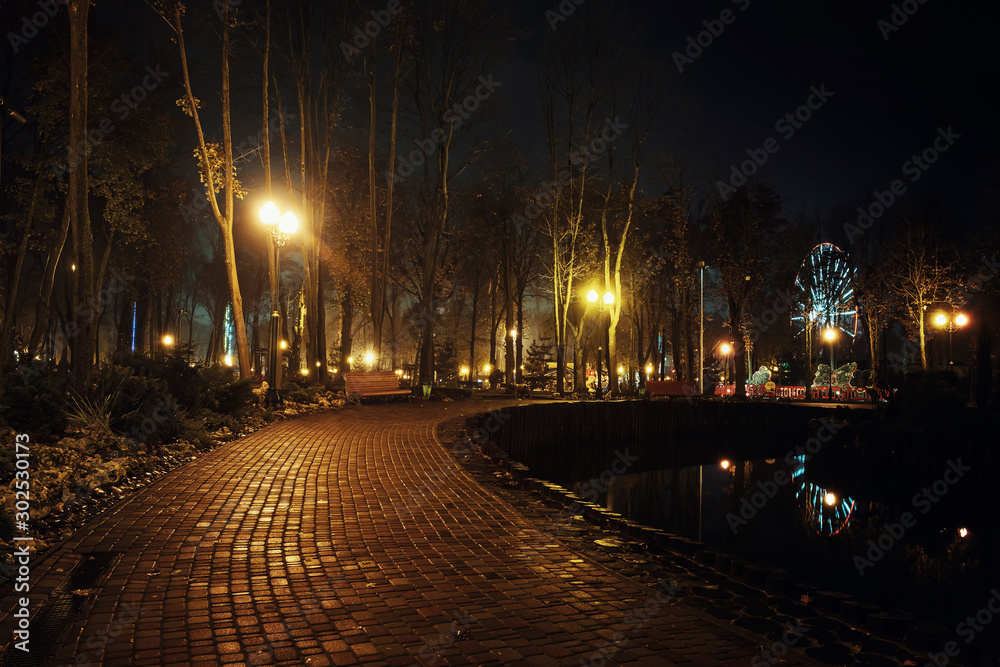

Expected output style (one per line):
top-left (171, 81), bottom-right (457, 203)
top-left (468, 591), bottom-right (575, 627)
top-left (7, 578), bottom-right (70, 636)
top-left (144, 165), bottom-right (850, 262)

top-left (708, 182), bottom-right (784, 397)
top-left (886, 217), bottom-right (963, 371)
top-left (150, 1), bottom-right (252, 378)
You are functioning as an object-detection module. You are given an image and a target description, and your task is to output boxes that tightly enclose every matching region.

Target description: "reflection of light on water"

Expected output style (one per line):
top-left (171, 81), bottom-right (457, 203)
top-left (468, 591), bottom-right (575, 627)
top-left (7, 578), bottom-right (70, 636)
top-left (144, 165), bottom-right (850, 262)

top-left (791, 455), bottom-right (855, 536)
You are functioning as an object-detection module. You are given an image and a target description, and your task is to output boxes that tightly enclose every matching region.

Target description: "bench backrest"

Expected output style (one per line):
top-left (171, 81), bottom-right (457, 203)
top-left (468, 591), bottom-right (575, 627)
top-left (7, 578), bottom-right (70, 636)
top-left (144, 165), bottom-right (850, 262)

top-left (344, 371), bottom-right (402, 393)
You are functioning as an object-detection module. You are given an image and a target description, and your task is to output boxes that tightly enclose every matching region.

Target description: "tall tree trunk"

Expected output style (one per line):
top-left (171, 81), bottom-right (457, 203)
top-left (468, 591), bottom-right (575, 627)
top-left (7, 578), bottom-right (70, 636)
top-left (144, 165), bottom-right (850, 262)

top-left (468, 267), bottom-right (480, 375)
top-left (515, 295), bottom-right (524, 383)
top-left (729, 297), bottom-right (746, 398)
top-left (69, 0), bottom-right (94, 388)
top-left (504, 251), bottom-right (515, 386)
top-left (339, 285), bottom-right (353, 375)
top-left (29, 206), bottom-right (71, 354)
top-left (317, 257), bottom-right (327, 381)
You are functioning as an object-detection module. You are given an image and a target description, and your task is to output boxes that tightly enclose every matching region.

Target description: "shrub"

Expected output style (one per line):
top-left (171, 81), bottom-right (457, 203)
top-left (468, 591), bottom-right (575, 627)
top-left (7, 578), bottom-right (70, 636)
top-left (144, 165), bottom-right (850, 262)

top-left (0, 366), bottom-right (71, 435)
top-left (281, 382), bottom-right (315, 405)
top-left (211, 378), bottom-right (256, 415)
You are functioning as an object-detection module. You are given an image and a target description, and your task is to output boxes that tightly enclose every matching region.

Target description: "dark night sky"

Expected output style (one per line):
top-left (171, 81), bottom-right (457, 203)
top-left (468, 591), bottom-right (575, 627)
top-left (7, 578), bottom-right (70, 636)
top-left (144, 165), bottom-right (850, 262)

top-left (504, 0), bottom-right (1000, 233)
top-left (6, 0), bottom-right (997, 235)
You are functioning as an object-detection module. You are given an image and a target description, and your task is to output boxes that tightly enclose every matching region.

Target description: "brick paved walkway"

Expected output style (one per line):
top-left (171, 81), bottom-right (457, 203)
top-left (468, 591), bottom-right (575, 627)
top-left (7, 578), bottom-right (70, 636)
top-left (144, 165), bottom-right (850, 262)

top-left (3, 400), bottom-right (787, 666)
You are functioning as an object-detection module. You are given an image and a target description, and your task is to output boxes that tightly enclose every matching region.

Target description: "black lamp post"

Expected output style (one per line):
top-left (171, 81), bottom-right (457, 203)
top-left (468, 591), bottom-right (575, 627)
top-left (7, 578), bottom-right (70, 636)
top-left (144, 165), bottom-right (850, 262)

top-left (260, 202), bottom-right (298, 406)
top-left (823, 327), bottom-right (837, 401)
top-left (587, 289), bottom-right (616, 399)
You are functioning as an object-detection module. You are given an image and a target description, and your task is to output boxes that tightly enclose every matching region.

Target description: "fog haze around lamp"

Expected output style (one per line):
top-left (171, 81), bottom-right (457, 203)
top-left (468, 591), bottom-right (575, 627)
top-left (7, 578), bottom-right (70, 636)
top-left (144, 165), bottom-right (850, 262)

top-left (720, 342), bottom-right (732, 355)
top-left (587, 289), bottom-right (598, 303)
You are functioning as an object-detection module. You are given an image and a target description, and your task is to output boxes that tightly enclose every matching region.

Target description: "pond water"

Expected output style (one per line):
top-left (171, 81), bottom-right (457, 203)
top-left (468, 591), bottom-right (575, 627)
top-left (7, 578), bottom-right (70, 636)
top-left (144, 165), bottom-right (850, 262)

top-left (558, 450), bottom-right (998, 638)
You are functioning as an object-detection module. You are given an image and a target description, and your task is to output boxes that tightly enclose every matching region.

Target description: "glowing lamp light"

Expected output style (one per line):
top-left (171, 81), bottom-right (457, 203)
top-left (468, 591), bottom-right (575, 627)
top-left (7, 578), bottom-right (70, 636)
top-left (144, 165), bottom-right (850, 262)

top-left (823, 328), bottom-right (837, 342)
top-left (603, 291), bottom-right (615, 305)
top-left (483, 364), bottom-right (491, 374)
top-left (620, 365), bottom-right (626, 375)
top-left (460, 366), bottom-right (469, 376)
top-left (224, 354), bottom-right (233, 367)
top-left (510, 329), bottom-right (517, 340)
top-left (279, 340), bottom-right (288, 350)
top-left (720, 460), bottom-right (731, 470)
top-left (587, 289), bottom-right (599, 303)
top-left (364, 351), bottom-right (375, 366)
top-left (347, 356), bottom-right (353, 365)
top-left (644, 363), bottom-right (652, 374)
top-left (162, 335), bottom-right (174, 346)
top-left (720, 343), bottom-right (733, 356)
top-left (259, 201), bottom-right (280, 225)
top-left (824, 492), bottom-right (837, 506)
top-left (934, 312), bottom-right (948, 327)
top-left (315, 361), bottom-right (321, 367)
top-left (332, 368), bottom-right (338, 374)
top-left (395, 369), bottom-right (403, 376)
top-left (278, 212), bottom-right (299, 235)
top-left (300, 368), bottom-right (309, 376)
top-left (955, 313), bottom-right (968, 327)
top-left (959, 527), bottom-right (969, 538)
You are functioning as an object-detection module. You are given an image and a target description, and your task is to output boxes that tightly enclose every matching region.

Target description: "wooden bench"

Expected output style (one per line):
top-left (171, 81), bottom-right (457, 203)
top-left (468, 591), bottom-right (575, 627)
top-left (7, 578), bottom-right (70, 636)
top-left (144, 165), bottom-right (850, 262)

top-left (645, 380), bottom-right (699, 398)
top-left (344, 371), bottom-right (411, 403)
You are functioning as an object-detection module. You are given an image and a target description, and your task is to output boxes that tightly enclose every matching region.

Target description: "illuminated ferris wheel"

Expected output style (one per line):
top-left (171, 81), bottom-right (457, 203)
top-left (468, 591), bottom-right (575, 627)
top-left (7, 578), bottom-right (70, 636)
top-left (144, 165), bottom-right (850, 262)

top-left (791, 243), bottom-right (858, 338)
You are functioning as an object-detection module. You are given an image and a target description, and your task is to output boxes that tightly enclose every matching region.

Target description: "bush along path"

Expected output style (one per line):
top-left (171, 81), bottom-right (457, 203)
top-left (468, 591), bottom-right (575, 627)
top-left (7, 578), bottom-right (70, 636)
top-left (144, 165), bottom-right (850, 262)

top-left (0, 354), bottom-right (346, 587)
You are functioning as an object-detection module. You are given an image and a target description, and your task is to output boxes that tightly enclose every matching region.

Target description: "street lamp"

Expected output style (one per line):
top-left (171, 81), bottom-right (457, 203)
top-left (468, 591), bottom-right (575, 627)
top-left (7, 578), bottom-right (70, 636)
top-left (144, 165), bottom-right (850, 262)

top-left (509, 329), bottom-right (519, 383)
top-left (587, 289), bottom-right (615, 399)
top-left (162, 334), bottom-right (174, 349)
top-left (933, 311), bottom-right (968, 368)
top-left (719, 342), bottom-right (733, 388)
top-left (697, 261), bottom-right (705, 394)
top-left (823, 327), bottom-right (837, 400)
top-left (260, 201), bottom-right (298, 406)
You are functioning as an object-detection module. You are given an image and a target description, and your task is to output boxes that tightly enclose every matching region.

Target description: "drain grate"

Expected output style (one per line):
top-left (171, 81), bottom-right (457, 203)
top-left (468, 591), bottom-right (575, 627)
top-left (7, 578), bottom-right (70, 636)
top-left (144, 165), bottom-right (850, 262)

top-left (2, 552), bottom-right (121, 667)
